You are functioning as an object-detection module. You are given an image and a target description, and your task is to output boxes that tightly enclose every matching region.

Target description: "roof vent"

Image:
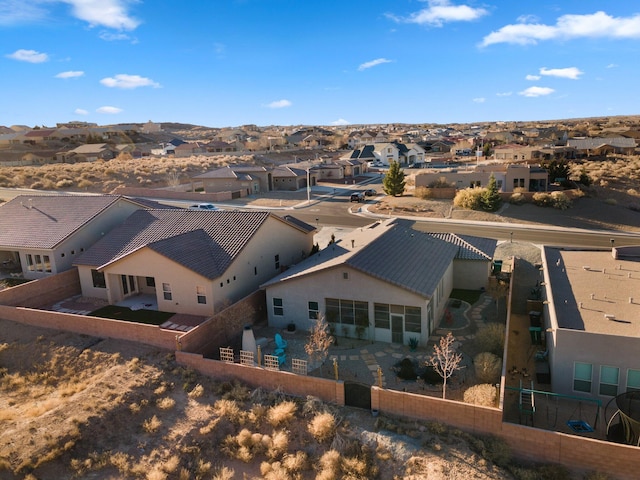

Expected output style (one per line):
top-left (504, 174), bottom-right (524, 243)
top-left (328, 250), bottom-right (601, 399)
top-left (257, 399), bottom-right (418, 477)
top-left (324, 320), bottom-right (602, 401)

top-left (604, 314), bottom-right (615, 320)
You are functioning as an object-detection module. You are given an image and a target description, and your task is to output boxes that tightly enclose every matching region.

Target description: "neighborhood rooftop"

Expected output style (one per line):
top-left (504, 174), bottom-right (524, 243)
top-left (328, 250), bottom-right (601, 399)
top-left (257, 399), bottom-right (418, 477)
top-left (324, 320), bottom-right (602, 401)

top-left (0, 195), bottom-right (141, 249)
top-left (544, 246), bottom-right (640, 337)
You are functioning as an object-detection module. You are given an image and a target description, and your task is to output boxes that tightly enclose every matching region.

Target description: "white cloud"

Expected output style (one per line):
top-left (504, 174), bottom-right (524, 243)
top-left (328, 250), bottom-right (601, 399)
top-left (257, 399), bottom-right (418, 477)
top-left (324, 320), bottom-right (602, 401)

top-left (540, 67), bottom-right (583, 79)
top-left (525, 74), bottom-right (541, 81)
top-left (0, 1), bottom-right (48, 25)
top-left (6, 49), bottom-right (48, 63)
top-left (606, 63), bottom-right (618, 69)
top-left (358, 58), bottom-right (392, 71)
top-left (99, 31), bottom-right (136, 42)
top-left (61, 0), bottom-right (140, 30)
top-left (96, 106), bottom-right (123, 114)
top-left (264, 99), bottom-right (292, 109)
top-left (331, 118), bottom-right (350, 126)
top-left (519, 86), bottom-right (555, 97)
top-left (74, 108), bottom-right (89, 115)
top-left (472, 97), bottom-right (486, 103)
top-left (100, 74), bottom-right (160, 89)
top-left (55, 70), bottom-right (85, 79)
top-left (388, 0), bottom-right (488, 27)
top-left (496, 92), bottom-right (512, 97)
top-left (481, 11), bottom-right (640, 47)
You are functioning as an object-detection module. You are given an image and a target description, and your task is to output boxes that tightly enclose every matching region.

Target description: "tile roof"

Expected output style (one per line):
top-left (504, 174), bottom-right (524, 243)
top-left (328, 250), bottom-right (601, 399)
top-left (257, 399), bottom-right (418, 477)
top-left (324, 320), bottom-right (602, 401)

top-left (192, 165), bottom-right (267, 179)
top-left (0, 195), bottom-right (135, 249)
top-left (74, 209), bottom-right (274, 279)
top-left (262, 219), bottom-right (494, 296)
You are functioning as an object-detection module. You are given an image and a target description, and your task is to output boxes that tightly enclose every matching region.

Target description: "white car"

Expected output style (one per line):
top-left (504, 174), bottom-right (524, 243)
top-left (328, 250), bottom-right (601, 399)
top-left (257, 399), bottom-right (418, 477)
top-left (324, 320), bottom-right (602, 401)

top-left (188, 203), bottom-right (219, 211)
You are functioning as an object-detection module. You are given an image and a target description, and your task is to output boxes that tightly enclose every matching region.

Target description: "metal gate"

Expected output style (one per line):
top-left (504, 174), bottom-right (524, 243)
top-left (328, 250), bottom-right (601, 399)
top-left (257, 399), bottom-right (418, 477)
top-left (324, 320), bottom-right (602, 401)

top-left (344, 381), bottom-right (371, 410)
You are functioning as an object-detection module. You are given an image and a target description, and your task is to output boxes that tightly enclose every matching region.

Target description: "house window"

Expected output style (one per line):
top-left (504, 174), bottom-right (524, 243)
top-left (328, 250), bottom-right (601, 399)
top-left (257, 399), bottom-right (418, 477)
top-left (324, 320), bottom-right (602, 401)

top-left (573, 362), bottom-right (592, 393)
top-left (627, 369), bottom-right (640, 392)
top-left (254, 266), bottom-right (258, 276)
top-left (600, 366), bottom-right (619, 396)
top-left (43, 255), bottom-right (51, 273)
top-left (26, 254), bottom-right (34, 271)
top-left (513, 179), bottom-right (519, 189)
top-left (325, 298), bottom-right (368, 326)
top-left (146, 277), bottom-right (155, 287)
top-left (91, 269), bottom-right (106, 288)
top-left (343, 272), bottom-right (349, 280)
top-left (308, 301), bottom-right (319, 320)
top-left (405, 306), bottom-right (422, 333)
top-left (196, 286), bottom-right (207, 304)
top-left (374, 304), bottom-right (390, 329)
top-left (273, 297), bottom-right (284, 316)
top-left (274, 254), bottom-right (280, 270)
top-left (35, 254), bottom-right (42, 271)
top-left (162, 283), bottom-right (172, 301)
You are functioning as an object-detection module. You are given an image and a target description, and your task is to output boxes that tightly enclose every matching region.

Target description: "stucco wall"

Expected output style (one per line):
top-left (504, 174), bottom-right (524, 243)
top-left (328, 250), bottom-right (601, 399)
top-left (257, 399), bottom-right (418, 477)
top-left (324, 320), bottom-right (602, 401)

top-left (452, 259), bottom-right (490, 291)
top-left (0, 269), bottom-right (80, 307)
top-left (176, 350), bottom-right (344, 405)
top-left (111, 186), bottom-right (239, 201)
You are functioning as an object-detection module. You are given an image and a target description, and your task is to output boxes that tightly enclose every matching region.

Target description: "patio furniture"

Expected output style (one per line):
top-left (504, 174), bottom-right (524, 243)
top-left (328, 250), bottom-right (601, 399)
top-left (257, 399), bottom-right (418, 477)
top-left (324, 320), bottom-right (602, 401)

top-left (275, 333), bottom-right (288, 350)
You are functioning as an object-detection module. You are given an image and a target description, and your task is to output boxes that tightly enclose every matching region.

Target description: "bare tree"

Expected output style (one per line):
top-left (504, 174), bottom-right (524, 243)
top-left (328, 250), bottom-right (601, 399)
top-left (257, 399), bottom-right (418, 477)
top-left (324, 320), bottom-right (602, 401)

top-left (305, 314), bottom-right (334, 372)
top-left (426, 332), bottom-right (464, 399)
top-left (165, 170), bottom-right (182, 190)
top-left (486, 277), bottom-right (509, 319)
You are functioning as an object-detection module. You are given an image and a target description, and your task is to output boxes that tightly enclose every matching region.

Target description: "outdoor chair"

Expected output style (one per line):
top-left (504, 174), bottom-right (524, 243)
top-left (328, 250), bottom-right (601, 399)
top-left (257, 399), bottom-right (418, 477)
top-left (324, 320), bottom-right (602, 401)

top-left (275, 333), bottom-right (288, 350)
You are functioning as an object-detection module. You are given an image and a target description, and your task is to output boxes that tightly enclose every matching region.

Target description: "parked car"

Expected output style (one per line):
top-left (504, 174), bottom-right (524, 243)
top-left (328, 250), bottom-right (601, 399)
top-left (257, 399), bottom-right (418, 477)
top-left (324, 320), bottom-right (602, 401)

top-left (350, 192), bottom-right (365, 202)
top-left (364, 189), bottom-right (376, 197)
top-left (188, 203), bottom-right (219, 211)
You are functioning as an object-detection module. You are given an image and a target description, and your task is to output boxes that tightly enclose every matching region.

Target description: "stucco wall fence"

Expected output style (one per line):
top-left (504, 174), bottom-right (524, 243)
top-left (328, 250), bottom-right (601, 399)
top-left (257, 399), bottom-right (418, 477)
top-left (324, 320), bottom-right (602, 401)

top-left (176, 350), bottom-right (344, 406)
top-left (111, 186), bottom-right (242, 202)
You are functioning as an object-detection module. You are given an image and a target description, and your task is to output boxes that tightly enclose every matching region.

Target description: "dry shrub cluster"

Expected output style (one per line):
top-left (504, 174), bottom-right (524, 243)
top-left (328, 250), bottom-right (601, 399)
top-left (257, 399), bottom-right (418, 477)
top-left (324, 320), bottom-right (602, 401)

top-left (464, 384), bottom-right (498, 406)
top-left (0, 154), bottom-right (256, 192)
top-left (474, 352), bottom-right (503, 384)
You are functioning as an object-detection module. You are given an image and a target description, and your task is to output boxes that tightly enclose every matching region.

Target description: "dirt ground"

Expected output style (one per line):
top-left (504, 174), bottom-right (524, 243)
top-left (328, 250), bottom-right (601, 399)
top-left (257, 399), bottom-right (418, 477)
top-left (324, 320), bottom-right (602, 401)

top-left (0, 319), bottom-right (523, 480)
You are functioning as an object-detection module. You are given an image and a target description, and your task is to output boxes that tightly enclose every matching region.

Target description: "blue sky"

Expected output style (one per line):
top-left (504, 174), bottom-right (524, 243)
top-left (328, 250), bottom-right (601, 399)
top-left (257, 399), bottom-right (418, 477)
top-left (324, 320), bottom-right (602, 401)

top-left (2, 1), bottom-right (640, 128)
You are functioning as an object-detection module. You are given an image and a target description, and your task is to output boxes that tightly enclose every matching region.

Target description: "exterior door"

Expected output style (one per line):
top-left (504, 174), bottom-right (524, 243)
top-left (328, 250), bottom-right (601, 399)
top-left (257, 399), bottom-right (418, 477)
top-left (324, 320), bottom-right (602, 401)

top-left (391, 315), bottom-right (404, 344)
top-left (121, 275), bottom-right (137, 297)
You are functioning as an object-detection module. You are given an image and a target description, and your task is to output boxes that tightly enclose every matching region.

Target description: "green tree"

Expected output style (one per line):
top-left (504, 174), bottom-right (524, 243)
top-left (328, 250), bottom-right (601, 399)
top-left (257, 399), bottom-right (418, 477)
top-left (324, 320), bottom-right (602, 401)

top-left (542, 160), bottom-right (570, 183)
top-left (383, 161), bottom-right (406, 197)
top-left (481, 174), bottom-right (502, 212)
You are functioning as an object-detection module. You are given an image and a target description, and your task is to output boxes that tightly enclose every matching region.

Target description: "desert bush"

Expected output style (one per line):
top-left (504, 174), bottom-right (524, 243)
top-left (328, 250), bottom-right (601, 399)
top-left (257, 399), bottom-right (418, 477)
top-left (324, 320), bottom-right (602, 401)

top-left (468, 434), bottom-right (511, 468)
top-left (474, 352), bottom-right (502, 384)
top-left (509, 192), bottom-right (526, 205)
top-left (161, 455), bottom-right (180, 473)
top-left (414, 186), bottom-right (432, 199)
top-left (142, 414), bottom-right (162, 433)
top-left (156, 397), bottom-right (176, 410)
top-left (308, 411), bottom-right (337, 442)
top-left (475, 323), bottom-right (505, 357)
top-left (188, 383), bottom-right (204, 398)
top-left (212, 398), bottom-right (244, 424)
top-left (77, 179), bottom-right (94, 189)
top-left (267, 400), bottom-right (297, 427)
top-left (532, 192), bottom-right (553, 207)
top-left (211, 466), bottom-right (235, 480)
top-left (282, 451), bottom-right (309, 473)
top-left (55, 179), bottom-right (74, 188)
top-left (464, 383), bottom-right (497, 406)
top-left (453, 187), bottom-right (484, 210)
top-left (550, 191), bottom-right (571, 210)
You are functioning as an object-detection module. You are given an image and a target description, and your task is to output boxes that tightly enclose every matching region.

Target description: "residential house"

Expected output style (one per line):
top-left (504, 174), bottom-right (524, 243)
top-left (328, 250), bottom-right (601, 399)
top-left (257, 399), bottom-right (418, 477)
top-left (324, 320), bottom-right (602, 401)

top-left (540, 246), bottom-right (640, 401)
top-left (19, 128), bottom-right (58, 145)
top-left (174, 142), bottom-right (207, 157)
top-left (0, 133), bottom-right (21, 146)
top-left (65, 143), bottom-right (117, 162)
top-left (493, 144), bottom-right (538, 162)
top-left (566, 137), bottom-right (637, 157)
top-left (74, 210), bottom-right (315, 316)
top-left (204, 140), bottom-right (237, 153)
top-left (341, 142), bottom-right (425, 167)
top-left (0, 195), bottom-right (151, 280)
top-left (261, 219), bottom-right (496, 346)
top-left (415, 164), bottom-right (549, 193)
top-left (272, 166), bottom-right (316, 191)
top-left (21, 150), bottom-right (59, 165)
top-left (191, 166), bottom-right (269, 195)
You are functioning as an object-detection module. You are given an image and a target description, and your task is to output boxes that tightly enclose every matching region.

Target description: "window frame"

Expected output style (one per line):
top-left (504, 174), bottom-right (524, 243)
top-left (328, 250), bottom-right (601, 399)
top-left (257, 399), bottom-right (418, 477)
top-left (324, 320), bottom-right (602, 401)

top-left (273, 297), bottom-right (284, 316)
top-left (162, 283), bottom-right (172, 301)
top-left (599, 365), bottom-right (619, 397)
top-left (573, 362), bottom-right (592, 393)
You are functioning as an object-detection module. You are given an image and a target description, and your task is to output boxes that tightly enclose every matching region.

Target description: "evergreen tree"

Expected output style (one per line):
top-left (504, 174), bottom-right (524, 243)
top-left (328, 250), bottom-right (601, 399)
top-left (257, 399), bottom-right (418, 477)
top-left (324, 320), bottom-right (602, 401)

top-left (383, 161), bottom-right (406, 197)
top-left (481, 174), bottom-right (502, 212)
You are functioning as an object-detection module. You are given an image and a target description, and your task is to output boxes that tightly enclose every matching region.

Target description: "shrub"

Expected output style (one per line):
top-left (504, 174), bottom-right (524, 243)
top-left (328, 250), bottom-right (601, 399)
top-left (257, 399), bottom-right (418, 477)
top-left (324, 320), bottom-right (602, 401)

top-left (550, 191), bottom-right (571, 210)
top-left (282, 451), bottom-right (309, 473)
top-left (414, 186), bottom-right (433, 199)
top-left (55, 179), bottom-right (74, 188)
top-left (188, 383), bottom-right (204, 398)
top-left (475, 323), bottom-right (505, 357)
top-left (308, 412), bottom-right (337, 442)
top-left (156, 397), bottom-right (176, 410)
top-left (142, 414), bottom-right (162, 433)
top-left (532, 192), bottom-right (553, 207)
top-left (266, 400), bottom-right (297, 427)
top-left (453, 187), bottom-right (483, 210)
top-left (474, 352), bottom-right (502, 384)
top-left (509, 192), bottom-right (526, 205)
top-left (463, 384), bottom-right (497, 406)
top-left (395, 358), bottom-right (418, 380)
top-left (212, 399), bottom-right (244, 424)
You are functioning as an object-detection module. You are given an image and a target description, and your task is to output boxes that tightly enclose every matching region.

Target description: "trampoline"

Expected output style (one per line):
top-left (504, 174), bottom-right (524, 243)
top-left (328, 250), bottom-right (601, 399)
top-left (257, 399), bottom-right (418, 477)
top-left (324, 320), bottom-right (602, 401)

top-left (605, 391), bottom-right (640, 446)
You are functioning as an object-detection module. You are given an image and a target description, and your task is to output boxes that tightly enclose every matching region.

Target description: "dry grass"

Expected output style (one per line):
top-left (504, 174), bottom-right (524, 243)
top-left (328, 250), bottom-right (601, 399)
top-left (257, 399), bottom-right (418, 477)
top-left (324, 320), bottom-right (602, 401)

top-left (266, 400), bottom-right (297, 427)
top-left (308, 411), bottom-right (337, 442)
